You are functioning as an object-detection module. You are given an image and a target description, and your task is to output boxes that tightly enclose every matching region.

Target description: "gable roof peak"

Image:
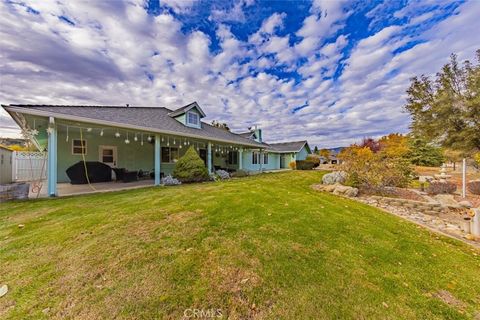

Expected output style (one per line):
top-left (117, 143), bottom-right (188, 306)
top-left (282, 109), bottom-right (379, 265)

top-left (168, 101), bottom-right (206, 118)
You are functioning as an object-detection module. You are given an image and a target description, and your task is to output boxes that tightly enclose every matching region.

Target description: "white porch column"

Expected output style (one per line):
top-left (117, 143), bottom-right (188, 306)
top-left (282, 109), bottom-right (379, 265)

top-left (47, 117), bottom-right (57, 197)
top-left (238, 148), bottom-right (243, 170)
top-left (155, 134), bottom-right (161, 186)
top-left (207, 142), bottom-right (212, 174)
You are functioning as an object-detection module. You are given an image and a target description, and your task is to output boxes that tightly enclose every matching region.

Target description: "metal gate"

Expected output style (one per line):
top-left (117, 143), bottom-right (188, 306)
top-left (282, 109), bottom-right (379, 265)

top-left (12, 151), bottom-right (47, 182)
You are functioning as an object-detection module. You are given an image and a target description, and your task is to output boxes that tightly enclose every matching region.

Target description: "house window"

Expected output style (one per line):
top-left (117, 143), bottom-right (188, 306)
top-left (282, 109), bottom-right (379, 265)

top-left (72, 139), bottom-right (87, 155)
top-left (161, 147), bottom-right (179, 163)
top-left (187, 111), bottom-right (199, 126)
top-left (228, 151), bottom-right (238, 165)
top-left (252, 151), bottom-right (260, 164)
top-left (263, 153), bottom-right (268, 164)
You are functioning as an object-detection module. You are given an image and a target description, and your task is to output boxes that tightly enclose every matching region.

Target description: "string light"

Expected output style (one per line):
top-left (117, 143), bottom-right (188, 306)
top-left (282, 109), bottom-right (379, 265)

top-left (124, 132), bottom-right (130, 144)
top-left (147, 135), bottom-right (152, 142)
top-left (115, 131), bottom-right (121, 138)
top-left (134, 133), bottom-right (138, 142)
top-left (100, 129), bottom-right (104, 136)
top-left (31, 119), bottom-right (39, 136)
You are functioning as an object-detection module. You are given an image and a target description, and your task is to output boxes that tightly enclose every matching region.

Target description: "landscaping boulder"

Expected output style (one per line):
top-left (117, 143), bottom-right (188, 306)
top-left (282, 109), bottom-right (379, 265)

top-left (332, 185), bottom-right (359, 197)
top-left (322, 171), bottom-right (347, 185)
top-left (433, 194), bottom-right (461, 208)
top-left (458, 201), bottom-right (473, 209)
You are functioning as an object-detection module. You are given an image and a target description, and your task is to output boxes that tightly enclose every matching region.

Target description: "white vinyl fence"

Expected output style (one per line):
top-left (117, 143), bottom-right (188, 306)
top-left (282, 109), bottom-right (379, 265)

top-left (12, 151), bottom-right (47, 182)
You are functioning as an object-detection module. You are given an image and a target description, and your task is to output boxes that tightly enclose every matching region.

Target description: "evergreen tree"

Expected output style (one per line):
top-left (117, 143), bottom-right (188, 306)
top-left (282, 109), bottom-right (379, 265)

top-left (405, 50), bottom-right (480, 154)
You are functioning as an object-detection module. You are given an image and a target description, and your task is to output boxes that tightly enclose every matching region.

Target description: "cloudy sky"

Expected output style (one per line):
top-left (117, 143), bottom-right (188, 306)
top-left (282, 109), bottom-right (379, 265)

top-left (0, 0), bottom-right (479, 148)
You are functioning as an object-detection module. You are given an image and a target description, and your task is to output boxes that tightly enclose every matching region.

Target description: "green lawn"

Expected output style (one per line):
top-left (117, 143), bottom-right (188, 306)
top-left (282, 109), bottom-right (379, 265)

top-left (1, 171), bottom-right (479, 319)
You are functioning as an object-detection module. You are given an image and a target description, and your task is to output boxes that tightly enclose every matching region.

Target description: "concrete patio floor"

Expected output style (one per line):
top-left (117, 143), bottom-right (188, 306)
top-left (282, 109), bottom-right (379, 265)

top-left (28, 179), bottom-right (155, 198)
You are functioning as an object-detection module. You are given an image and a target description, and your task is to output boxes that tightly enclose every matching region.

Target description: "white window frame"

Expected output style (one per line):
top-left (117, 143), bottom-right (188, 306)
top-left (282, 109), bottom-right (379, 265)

top-left (72, 139), bottom-right (87, 155)
top-left (186, 111), bottom-right (199, 126)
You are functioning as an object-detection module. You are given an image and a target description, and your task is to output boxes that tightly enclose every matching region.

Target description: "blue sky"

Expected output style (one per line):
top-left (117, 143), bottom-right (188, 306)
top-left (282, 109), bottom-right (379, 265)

top-left (0, 0), bottom-right (479, 147)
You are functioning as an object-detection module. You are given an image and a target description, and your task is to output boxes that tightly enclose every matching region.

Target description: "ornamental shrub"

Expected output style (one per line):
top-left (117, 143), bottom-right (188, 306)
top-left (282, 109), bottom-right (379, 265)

top-left (306, 155), bottom-right (320, 168)
top-left (296, 160), bottom-right (315, 170)
top-left (173, 146), bottom-right (210, 183)
top-left (467, 180), bottom-right (480, 195)
top-left (427, 181), bottom-right (457, 195)
top-left (338, 145), bottom-right (413, 190)
top-left (289, 161), bottom-right (296, 170)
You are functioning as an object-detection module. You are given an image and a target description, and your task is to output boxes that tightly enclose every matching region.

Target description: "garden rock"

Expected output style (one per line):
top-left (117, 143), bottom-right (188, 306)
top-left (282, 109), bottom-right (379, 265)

top-left (458, 201), bottom-right (473, 208)
top-left (322, 171), bottom-right (347, 185)
top-left (433, 194), bottom-right (460, 208)
top-left (332, 185), bottom-right (359, 197)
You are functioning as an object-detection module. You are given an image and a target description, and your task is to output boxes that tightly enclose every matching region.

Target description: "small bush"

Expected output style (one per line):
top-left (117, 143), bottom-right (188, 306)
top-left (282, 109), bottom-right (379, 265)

top-left (215, 169), bottom-right (230, 180)
top-left (306, 155), bottom-right (320, 168)
top-left (427, 181), bottom-right (457, 195)
top-left (467, 180), bottom-right (480, 195)
top-left (161, 175), bottom-right (181, 186)
top-left (231, 170), bottom-right (248, 178)
top-left (289, 161), bottom-right (296, 170)
top-left (296, 160), bottom-right (315, 170)
top-left (173, 146), bottom-right (210, 183)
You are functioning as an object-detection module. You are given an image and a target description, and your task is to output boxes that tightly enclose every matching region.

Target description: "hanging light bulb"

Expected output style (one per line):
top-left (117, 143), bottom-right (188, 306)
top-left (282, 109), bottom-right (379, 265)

top-left (179, 144), bottom-right (182, 149)
top-left (87, 128), bottom-right (92, 132)
top-left (31, 119), bottom-right (39, 136)
top-left (184, 139), bottom-right (187, 145)
top-left (125, 132), bottom-right (130, 144)
top-left (66, 126), bottom-right (69, 142)
top-left (134, 133), bottom-right (138, 142)
top-left (167, 137), bottom-right (170, 147)
top-left (147, 135), bottom-right (152, 142)
top-left (115, 131), bottom-right (121, 138)
top-left (161, 136), bottom-right (164, 142)
top-left (141, 133), bottom-right (144, 146)
top-left (173, 138), bottom-right (176, 145)
top-left (100, 129), bottom-right (104, 137)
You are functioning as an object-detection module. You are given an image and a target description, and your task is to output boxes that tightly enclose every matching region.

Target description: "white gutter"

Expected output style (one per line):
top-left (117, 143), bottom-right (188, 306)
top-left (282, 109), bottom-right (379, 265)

top-left (3, 106), bottom-right (265, 149)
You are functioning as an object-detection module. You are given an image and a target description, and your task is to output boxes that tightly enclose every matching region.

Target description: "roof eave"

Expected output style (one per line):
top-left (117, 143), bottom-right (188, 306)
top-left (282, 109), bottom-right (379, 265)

top-left (2, 105), bottom-right (265, 149)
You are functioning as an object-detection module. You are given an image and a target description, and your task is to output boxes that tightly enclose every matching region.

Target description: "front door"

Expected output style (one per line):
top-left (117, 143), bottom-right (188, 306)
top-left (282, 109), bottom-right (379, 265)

top-left (99, 145), bottom-right (117, 167)
top-left (280, 155), bottom-right (286, 168)
top-left (199, 149), bottom-right (207, 166)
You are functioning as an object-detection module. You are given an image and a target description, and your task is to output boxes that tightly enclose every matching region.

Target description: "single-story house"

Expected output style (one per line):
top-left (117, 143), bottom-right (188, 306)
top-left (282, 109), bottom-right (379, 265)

top-left (2, 102), bottom-right (311, 196)
top-left (0, 146), bottom-right (13, 184)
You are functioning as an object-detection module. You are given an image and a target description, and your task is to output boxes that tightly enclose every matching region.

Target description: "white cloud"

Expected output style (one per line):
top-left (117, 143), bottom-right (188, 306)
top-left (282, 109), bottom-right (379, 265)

top-left (0, 0), bottom-right (478, 149)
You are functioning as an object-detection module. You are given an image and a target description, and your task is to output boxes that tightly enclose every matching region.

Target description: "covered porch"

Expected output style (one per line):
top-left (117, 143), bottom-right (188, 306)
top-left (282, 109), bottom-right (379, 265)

top-left (13, 113), bottom-right (261, 197)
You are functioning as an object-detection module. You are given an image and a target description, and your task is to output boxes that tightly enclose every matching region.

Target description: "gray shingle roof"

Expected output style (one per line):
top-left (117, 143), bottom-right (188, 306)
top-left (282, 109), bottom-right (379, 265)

top-left (3, 104), bottom-right (264, 147)
top-left (168, 101), bottom-right (206, 118)
top-left (266, 140), bottom-right (310, 153)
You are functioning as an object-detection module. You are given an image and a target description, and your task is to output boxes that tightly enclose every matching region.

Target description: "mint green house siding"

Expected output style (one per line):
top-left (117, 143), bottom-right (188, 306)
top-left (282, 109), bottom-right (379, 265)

top-left (242, 151), bottom-right (280, 171)
top-left (56, 127), bottom-right (155, 183)
top-left (296, 145), bottom-right (310, 160)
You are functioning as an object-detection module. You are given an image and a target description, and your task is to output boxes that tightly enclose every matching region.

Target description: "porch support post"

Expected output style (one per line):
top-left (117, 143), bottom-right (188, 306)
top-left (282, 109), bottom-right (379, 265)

top-left (259, 149), bottom-right (263, 172)
top-left (155, 134), bottom-right (161, 186)
top-left (239, 148), bottom-right (243, 170)
top-left (207, 142), bottom-right (212, 174)
top-left (47, 117), bottom-right (57, 197)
